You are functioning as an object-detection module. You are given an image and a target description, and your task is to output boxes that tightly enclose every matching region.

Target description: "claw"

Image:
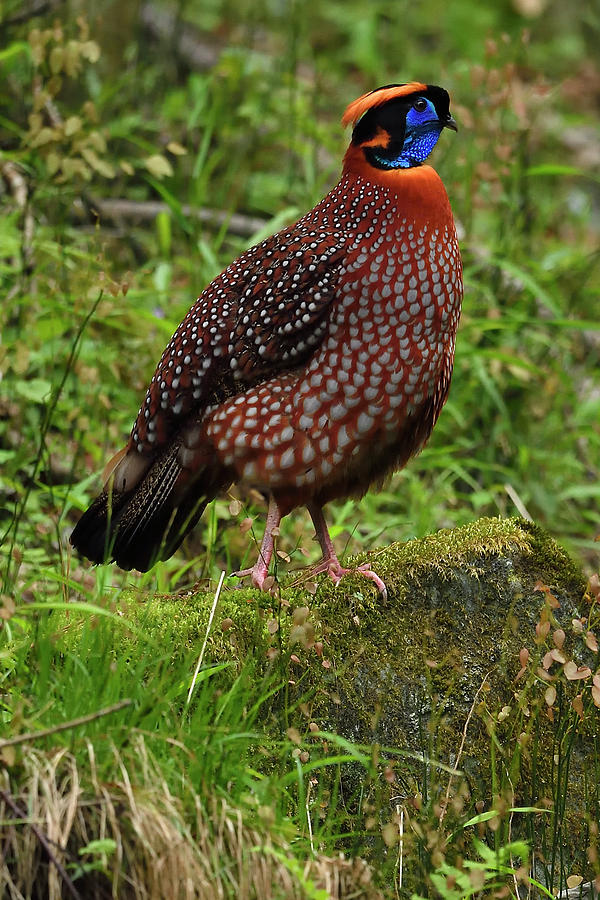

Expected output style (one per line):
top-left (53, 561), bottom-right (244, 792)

top-left (234, 498), bottom-right (387, 599)
top-left (307, 503), bottom-right (387, 598)
top-left (325, 559), bottom-right (387, 599)
top-left (233, 561), bottom-right (269, 591)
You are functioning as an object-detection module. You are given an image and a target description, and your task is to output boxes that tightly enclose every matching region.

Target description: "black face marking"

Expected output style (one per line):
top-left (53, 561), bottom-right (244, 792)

top-left (351, 84), bottom-right (452, 148)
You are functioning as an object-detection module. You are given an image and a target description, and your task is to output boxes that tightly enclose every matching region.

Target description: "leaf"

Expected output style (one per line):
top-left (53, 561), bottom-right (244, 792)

top-left (49, 45), bottom-right (63, 74)
top-left (14, 378), bottom-right (52, 403)
top-left (156, 211), bottom-right (172, 257)
top-left (29, 126), bottom-right (58, 148)
top-left (60, 158), bottom-right (91, 180)
top-left (46, 151), bottom-right (60, 175)
top-left (64, 115), bottom-right (82, 136)
top-left (0, 41), bottom-right (31, 64)
top-left (563, 661), bottom-right (592, 681)
top-left (86, 130), bottom-right (107, 153)
top-left (286, 727), bottom-right (301, 745)
top-left (153, 261), bottom-right (172, 294)
top-left (585, 631), bottom-right (598, 652)
top-left (80, 147), bottom-right (115, 178)
top-left (166, 141), bottom-right (187, 155)
top-left (144, 154), bottom-right (173, 179)
top-left (544, 686), bottom-right (556, 707)
top-left (81, 40), bottom-right (101, 63)
top-left (79, 838), bottom-right (117, 857)
top-left (527, 163), bottom-right (600, 184)
top-left (552, 629), bottom-right (565, 649)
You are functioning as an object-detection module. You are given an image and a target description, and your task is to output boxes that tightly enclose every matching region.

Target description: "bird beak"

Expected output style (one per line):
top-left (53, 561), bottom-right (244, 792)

top-left (445, 115), bottom-right (458, 132)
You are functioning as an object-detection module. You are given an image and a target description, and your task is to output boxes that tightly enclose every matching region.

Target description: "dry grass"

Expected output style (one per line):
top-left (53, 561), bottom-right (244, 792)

top-left (0, 741), bottom-right (382, 900)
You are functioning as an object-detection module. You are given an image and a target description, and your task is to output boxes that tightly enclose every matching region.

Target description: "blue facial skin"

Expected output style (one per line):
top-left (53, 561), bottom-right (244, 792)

top-left (371, 98), bottom-right (443, 170)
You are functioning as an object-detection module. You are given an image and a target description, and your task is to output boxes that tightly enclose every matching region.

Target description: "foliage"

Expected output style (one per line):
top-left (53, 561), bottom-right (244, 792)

top-left (0, 0), bottom-right (599, 895)
top-left (1, 523), bottom-right (599, 896)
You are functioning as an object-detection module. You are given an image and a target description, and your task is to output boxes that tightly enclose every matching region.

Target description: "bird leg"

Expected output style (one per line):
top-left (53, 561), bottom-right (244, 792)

top-left (233, 495), bottom-right (281, 590)
top-left (307, 503), bottom-right (388, 599)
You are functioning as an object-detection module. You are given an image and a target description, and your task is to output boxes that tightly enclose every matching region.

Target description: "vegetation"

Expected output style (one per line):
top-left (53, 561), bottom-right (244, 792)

top-left (0, 0), bottom-right (599, 897)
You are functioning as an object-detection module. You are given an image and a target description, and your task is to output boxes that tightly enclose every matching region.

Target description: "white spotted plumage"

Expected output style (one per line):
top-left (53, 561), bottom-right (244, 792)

top-left (72, 82), bottom-right (462, 598)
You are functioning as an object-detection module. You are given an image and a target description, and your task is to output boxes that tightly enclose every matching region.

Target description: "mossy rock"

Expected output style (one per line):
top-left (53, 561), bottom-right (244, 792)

top-left (109, 516), bottom-right (596, 883)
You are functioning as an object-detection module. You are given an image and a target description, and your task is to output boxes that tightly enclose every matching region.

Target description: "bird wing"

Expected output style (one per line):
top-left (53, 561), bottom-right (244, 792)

top-left (132, 224), bottom-right (345, 452)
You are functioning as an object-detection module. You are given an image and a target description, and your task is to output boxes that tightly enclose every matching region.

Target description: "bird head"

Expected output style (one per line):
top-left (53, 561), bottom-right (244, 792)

top-left (342, 82), bottom-right (457, 173)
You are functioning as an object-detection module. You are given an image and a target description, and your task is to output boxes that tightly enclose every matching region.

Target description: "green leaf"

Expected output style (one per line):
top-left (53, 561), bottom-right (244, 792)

top-left (526, 164), bottom-right (600, 184)
top-left (156, 211), bottom-right (172, 257)
top-left (13, 378), bottom-right (52, 403)
top-left (153, 261), bottom-right (172, 294)
top-left (79, 838), bottom-right (117, 857)
top-left (0, 41), bottom-right (31, 64)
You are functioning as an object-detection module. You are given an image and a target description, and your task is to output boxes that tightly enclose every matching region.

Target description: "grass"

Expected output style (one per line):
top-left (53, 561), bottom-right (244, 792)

top-left (1, 0), bottom-right (599, 896)
top-left (2, 522), bottom-right (599, 896)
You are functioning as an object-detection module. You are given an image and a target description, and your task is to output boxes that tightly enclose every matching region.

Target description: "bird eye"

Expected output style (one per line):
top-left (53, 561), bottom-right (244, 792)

top-left (413, 98), bottom-right (428, 112)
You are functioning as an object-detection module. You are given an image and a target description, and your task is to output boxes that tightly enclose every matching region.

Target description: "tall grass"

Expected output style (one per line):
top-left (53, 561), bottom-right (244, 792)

top-left (1, 0), bottom-right (599, 896)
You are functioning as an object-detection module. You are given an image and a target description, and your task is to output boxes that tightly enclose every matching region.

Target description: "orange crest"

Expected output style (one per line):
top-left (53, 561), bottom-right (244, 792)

top-left (342, 82), bottom-right (428, 128)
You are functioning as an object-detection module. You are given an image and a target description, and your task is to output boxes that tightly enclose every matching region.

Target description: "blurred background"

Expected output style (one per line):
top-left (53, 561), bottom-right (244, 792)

top-left (1, 0), bottom-right (599, 597)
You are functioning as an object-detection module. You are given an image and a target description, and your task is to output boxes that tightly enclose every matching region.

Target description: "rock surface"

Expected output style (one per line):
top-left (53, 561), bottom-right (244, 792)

top-left (122, 516), bottom-right (597, 891)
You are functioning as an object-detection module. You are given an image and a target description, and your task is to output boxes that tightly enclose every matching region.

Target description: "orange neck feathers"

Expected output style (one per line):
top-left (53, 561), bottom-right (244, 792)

top-left (342, 146), bottom-right (452, 222)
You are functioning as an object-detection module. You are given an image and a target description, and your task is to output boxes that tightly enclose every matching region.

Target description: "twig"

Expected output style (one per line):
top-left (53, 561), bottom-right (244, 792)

top-left (140, 2), bottom-right (220, 71)
top-left (0, 160), bottom-right (35, 274)
top-left (439, 671), bottom-right (491, 828)
top-left (186, 571), bottom-right (226, 705)
top-left (85, 196), bottom-right (269, 238)
top-left (0, 699), bottom-right (132, 750)
top-left (2, 290), bottom-right (104, 587)
top-left (504, 483), bottom-right (533, 521)
top-left (2, 0), bottom-right (64, 27)
top-left (0, 788), bottom-right (83, 900)
top-left (394, 799), bottom-right (405, 896)
top-left (305, 777), bottom-right (315, 855)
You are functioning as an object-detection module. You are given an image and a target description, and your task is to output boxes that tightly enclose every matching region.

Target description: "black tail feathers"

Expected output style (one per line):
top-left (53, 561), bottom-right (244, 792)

top-left (71, 444), bottom-right (220, 572)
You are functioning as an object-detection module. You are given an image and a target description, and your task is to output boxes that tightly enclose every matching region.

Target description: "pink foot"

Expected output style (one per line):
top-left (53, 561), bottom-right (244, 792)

top-left (233, 559), bottom-right (270, 590)
top-left (318, 558), bottom-right (388, 599)
top-left (233, 495), bottom-right (280, 591)
top-left (307, 503), bottom-right (387, 599)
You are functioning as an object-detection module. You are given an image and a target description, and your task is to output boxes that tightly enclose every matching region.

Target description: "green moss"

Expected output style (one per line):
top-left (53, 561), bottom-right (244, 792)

top-left (77, 516), bottom-right (584, 678)
top-left (59, 516), bottom-right (593, 876)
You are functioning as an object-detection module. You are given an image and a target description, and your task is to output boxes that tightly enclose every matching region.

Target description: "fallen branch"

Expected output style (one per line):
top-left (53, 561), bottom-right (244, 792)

top-left (140, 2), bottom-right (220, 71)
top-left (3, 0), bottom-right (64, 27)
top-left (84, 196), bottom-right (269, 238)
top-left (0, 698), bottom-right (132, 750)
top-left (1, 160), bottom-right (35, 274)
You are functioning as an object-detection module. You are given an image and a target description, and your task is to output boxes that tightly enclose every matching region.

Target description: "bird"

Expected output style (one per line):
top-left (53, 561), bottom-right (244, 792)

top-left (71, 82), bottom-right (462, 599)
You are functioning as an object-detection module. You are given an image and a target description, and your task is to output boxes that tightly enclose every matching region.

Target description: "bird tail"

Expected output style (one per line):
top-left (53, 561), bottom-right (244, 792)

top-left (71, 437), bottom-right (225, 572)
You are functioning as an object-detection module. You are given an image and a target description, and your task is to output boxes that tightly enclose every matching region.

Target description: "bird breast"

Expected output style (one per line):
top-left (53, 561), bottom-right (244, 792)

top-left (199, 173), bottom-right (462, 503)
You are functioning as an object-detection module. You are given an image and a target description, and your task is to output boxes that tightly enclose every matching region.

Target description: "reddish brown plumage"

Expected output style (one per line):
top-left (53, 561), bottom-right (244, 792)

top-left (71, 83), bottom-right (463, 595)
